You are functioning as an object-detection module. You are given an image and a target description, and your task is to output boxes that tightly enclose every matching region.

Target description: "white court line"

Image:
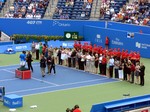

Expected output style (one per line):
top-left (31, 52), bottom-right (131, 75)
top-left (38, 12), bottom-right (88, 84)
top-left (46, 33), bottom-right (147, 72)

top-left (2, 69), bottom-right (59, 86)
top-left (0, 64), bottom-right (39, 71)
top-left (0, 62), bottom-right (39, 68)
top-left (31, 77), bottom-right (59, 86)
top-left (6, 78), bottom-right (118, 94)
top-left (7, 80), bottom-right (120, 96)
top-left (2, 65), bottom-right (120, 96)
top-left (59, 78), bottom-right (107, 86)
top-left (0, 78), bottom-right (17, 82)
top-left (57, 65), bottom-right (109, 79)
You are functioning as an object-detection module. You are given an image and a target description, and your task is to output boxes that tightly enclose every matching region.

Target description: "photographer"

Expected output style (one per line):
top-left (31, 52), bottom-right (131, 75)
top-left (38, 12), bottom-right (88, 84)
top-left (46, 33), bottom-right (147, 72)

top-left (73, 105), bottom-right (81, 112)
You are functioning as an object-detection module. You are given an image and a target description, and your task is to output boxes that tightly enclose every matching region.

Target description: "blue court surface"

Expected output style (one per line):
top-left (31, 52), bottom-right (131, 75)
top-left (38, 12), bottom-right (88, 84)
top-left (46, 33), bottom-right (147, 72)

top-left (0, 63), bottom-right (119, 96)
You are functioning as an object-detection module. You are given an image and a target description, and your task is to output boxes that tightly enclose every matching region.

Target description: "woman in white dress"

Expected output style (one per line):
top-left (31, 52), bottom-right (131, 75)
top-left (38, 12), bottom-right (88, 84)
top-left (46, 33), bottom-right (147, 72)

top-left (61, 48), bottom-right (65, 65)
top-left (53, 48), bottom-right (58, 65)
top-left (80, 52), bottom-right (85, 71)
top-left (90, 53), bottom-right (95, 73)
top-left (86, 52), bottom-right (91, 72)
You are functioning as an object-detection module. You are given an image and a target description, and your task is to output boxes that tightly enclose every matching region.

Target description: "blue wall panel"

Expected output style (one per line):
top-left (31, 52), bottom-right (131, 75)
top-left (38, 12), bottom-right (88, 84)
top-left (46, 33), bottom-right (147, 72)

top-left (0, 18), bottom-right (105, 36)
top-left (0, 41), bottom-right (90, 53)
top-left (107, 22), bottom-right (150, 34)
top-left (84, 25), bottom-right (150, 58)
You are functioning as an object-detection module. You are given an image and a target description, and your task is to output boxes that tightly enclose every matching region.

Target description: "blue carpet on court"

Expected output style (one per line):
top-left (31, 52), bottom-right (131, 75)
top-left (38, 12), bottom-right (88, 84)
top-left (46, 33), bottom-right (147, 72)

top-left (0, 63), bottom-right (119, 96)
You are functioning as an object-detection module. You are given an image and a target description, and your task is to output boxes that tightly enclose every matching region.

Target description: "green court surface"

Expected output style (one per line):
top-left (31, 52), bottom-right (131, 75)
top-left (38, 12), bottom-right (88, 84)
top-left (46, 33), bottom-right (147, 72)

top-left (0, 53), bottom-right (150, 112)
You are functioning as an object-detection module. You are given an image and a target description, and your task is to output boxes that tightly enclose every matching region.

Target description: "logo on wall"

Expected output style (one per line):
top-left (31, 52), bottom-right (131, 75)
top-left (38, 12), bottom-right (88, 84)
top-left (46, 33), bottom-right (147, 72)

top-left (95, 34), bottom-right (102, 43)
top-left (135, 42), bottom-right (150, 49)
top-left (64, 32), bottom-right (79, 40)
top-left (135, 42), bottom-right (141, 48)
top-left (112, 38), bottom-right (123, 46)
top-left (65, 33), bottom-right (71, 39)
top-left (127, 32), bottom-right (134, 38)
top-left (15, 45), bottom-right (27, 50)
top-left (52, 20), bottom-right (71, 27)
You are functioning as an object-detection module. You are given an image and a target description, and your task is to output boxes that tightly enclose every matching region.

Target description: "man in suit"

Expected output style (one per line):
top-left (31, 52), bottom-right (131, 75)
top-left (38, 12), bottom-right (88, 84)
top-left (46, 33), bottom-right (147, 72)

top-left (26, 51), bottom-right (33, 72)
top-left (50, 56), bottom-right (56, 75)
top-left (47, 52), bottom-right (51, 74)
top-left (140, 62), bottom-right (145, 86)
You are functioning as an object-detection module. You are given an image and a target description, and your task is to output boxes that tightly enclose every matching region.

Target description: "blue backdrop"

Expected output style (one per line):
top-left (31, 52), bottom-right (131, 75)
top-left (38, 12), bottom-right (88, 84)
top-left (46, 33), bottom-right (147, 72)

top-left (107, 22), bottom-right (150, 34)
top-left (0, 41), bottom-right (90, 53)
top-left (84, 25), bottom-right (150, 58)
top-left (0, 18), bottom-right (105, 36)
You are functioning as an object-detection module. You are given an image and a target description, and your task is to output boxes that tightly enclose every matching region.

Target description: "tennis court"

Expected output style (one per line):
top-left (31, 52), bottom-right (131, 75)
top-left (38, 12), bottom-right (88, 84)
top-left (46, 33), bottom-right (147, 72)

top-left (0, 53), bottom-right (150, 112)
top-left (0, 63), bottom-right (119, 96)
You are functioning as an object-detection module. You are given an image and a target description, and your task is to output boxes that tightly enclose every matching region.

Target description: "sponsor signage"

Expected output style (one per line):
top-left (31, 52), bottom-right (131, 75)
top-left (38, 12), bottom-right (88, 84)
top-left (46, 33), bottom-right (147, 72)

top-left (64, 32), bottom-right (79, 40)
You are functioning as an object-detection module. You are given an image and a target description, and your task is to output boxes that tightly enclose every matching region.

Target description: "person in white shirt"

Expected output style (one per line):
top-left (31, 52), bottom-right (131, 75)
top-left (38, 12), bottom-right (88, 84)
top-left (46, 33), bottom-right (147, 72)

top-left (67, 49), bottom-right (72, 67)
top-left (86, 52), bottom-right (91, 72)
top-left (34, 13), bottom-right (41, 19)
top-left (99, 54), bottom-right (103, 74)
top-left (61, 48), bottom-right (65, 65)
top-left (35, 42), bottom-right (40, 60)
top-left (80, 52), bottom-right (85, 70)
top-left (109, 56), bottom-right (114, 78)
top-left (90, 54), bottom-right (95, 73)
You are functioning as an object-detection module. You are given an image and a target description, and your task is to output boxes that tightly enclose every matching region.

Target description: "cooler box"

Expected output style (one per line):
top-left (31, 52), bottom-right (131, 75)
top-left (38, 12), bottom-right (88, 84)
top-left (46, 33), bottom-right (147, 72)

top-left (15, 69), bottom-right (31, 79)
top-left (3, 94), bottom-right (23, 108)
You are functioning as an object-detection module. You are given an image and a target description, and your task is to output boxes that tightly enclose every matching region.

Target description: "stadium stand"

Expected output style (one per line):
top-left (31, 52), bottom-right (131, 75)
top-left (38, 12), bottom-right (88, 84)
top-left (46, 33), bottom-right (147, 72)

top-left (5, 0), bottom-right (49, 18)
top-left (99, 0), bottom-right (150, 26)
top-left (53, 0), bottom-right (93, 20)
top-left (0, 0), bottom-right (6, 12)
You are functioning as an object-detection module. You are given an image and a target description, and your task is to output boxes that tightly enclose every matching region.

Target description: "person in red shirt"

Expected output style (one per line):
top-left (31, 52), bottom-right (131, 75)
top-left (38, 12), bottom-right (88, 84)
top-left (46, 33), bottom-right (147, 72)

top-left (105, 36), bottom-right (109, 50)
top-left (74, 41), bottom-right (78, 50)
top-left (73, 105), bottom-right (81, 112)
top-left (101, 55), bottom-right (107, 75)
top-left (136, 51), bottom-right (140, 62)
top-left (78, 41), bottom-right (82, 50)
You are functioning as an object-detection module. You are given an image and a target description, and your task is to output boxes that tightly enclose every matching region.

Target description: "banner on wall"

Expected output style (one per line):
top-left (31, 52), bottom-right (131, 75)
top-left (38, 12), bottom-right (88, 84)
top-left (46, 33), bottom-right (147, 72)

top-left (0, 41), bottom-right (90, 53)
top-left (83, 25), bottom-right (150, 58)
top-left (127, 32), bottom-right (134, 38)
top-left (64, 32), bottom-right (79, 40)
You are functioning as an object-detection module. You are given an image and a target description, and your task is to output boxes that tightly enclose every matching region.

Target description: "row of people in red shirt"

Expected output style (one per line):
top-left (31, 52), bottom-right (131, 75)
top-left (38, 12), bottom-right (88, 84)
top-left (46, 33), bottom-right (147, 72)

top-left (74, 41), bottom-right (140, 61)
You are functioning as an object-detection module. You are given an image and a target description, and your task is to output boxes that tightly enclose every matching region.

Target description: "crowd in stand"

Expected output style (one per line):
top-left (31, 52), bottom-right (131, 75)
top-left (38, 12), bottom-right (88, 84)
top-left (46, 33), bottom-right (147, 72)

top-left (5, 0), bottom-right (49, 18)
top-left (53, 0), bottom-right (93, 19)
top-left (100, 0), bottom-right (150, 26)
top-left (31, 39), bottom-right (145, 86)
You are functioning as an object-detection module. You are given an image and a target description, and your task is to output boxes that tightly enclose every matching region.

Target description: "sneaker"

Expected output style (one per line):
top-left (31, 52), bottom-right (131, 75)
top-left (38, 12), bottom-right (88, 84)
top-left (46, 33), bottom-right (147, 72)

top-left (42, 75), bottom-right (45, 77)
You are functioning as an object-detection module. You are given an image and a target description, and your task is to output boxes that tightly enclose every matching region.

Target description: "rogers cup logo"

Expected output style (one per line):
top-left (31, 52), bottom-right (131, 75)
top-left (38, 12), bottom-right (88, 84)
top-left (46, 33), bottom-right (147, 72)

top-left (136, 42), bottom-right (141, 48)
top-left (52, 20), bottom-right (70, 27)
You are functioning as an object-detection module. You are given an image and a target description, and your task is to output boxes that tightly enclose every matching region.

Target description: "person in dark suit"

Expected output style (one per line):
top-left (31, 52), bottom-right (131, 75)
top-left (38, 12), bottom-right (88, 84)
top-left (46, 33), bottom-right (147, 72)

top-left (57, 46), bottom-right (62, 65)
top-left (47, 52), bottom-right (51, 74)
top-left (26, 51), bottom-right (33, 72)
top-left (40, 55), bottom-right (46, 77)
top-left (50, 56), bottom-right (56, 75)
top-left (140, 62), bottom-right (145, 86)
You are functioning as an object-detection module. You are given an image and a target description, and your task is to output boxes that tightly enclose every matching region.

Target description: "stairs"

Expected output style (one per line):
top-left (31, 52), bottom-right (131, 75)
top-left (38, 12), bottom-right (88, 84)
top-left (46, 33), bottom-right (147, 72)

top-left (44, 0), bottom-right (58, 19)
top-left (90, 0), bottom-right (101, 20)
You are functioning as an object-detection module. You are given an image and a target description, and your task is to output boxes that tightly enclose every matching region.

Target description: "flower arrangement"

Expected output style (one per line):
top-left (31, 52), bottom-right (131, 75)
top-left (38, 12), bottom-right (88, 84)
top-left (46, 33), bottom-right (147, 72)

top-left (12, 34), bottom-right (83, 42)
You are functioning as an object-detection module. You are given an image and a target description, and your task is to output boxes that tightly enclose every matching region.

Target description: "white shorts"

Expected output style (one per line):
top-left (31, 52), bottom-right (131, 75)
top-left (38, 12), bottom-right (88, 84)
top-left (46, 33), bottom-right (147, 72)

top-left (20, 61), bottom-right (26, 66)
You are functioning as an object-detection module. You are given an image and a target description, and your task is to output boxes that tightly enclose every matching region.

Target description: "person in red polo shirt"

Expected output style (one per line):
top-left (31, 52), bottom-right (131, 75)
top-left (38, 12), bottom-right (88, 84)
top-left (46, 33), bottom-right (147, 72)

top-left (102, 55), bottom-right (107, 75)
top-left (73, 105), bottom-right (81, 112)
top-left (105, 36), bottom-right (109, 50)
top-left (74, 41), bottom-right (78, 50)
